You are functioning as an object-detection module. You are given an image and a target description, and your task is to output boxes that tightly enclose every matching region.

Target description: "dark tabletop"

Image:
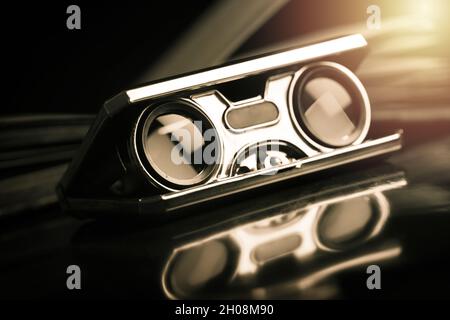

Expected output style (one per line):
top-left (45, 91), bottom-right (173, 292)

top-left (0, 0), bottom-right (449, 299)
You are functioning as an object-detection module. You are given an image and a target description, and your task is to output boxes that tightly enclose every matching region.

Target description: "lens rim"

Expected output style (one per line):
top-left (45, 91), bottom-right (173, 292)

top-left (133, 99), bottom-right (222, 191)
top-left (313, 193), bottom-right (390, 252)
top-left (162, 237), bottom-right (240, 299)
top-left (288, 62), bottom-right (371, 151)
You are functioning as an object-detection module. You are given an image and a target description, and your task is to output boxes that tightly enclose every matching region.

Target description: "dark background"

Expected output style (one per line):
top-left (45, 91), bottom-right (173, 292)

top-left (2, 1), bottom-right (212, 114)
top-left (1, 0), bottom-right (412, 115)
top-left (0, 0), bottom-right (449, 300)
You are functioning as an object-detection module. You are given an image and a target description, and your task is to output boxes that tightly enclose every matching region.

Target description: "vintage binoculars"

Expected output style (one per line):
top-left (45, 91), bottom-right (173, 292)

top-left (58, 34), bottom-right (402, 218)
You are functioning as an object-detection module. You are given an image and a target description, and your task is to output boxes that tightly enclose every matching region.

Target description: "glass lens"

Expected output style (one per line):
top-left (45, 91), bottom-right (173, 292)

top-left (141, 103), bottom-right (219, 187)
top-left (318, 196), bottom-right (374, 248)
top-left (294, 67), bottom-right (365, 147)
top-left (169, 240), bottom-right (228, 295)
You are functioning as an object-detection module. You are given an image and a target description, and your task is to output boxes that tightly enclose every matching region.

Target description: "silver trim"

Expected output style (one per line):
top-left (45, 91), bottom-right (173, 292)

top-left (161, 176), bottom-right (406, 299)
top-left (228, 140), bottom-right (302, 176)
top-left (126, 34), bottom-right (368, 102)
top-left (161, 132), bottom-right (402, 203)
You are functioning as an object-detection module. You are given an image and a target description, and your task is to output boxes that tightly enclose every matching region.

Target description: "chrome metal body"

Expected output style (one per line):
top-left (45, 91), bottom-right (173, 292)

top-left (129, 34), bottom-right (383, 192)
top-left (162, 173), bottom-right (406, 299)
top-left (161, 132), bottom-right (403, 206)
top-left (58, 33), bottom-right (403, 218)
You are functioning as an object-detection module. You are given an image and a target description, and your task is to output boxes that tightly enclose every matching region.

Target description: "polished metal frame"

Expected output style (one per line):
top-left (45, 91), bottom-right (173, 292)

top-left (161, 175), bottom-right (406, 299)
top-left (124, 34), bottom-right (401, 193)
top-left (288, 61), bottom-right (371, 152)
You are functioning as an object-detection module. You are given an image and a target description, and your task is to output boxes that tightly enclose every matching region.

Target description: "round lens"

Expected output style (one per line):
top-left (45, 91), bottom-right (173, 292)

top-left (169, 240), bottom-right (229, 297)
top-left (291, 63), bottom-right (369, 148)
top-left (317, 196), bottom-right (376, 249)
top-left (136, 101), bottom-right (220, 189)
top-left (164, 238), bottom-right (239, 299)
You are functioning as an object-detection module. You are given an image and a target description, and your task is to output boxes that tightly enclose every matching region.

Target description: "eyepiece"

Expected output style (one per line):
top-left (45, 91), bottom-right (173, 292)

top-left (134, 100), bottom-right (221, 190)
top-left (290, 62), bottom-right (370, 150)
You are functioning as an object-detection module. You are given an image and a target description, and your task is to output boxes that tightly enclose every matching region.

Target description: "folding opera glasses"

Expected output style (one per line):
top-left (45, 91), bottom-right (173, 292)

top-left (161, 169), bottom-right (406, 299)
top-left (58, 34), bottom-right (402, 218)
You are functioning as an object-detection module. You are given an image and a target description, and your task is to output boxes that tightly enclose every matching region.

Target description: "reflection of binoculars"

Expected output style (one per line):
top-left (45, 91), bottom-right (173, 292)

top-left (58, 34), bottom-right (402, 218)
top-left (162, 170), bottom-right (406, 299)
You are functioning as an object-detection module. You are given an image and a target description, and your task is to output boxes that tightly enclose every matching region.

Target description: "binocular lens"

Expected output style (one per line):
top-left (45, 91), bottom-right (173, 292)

top-left (169, 240), bottom-right (229, 296)
top-left (317, 196), bottom-right (376, 249)
top-left (137, 101), bottom-right (220, 189)
top-left (292, 63), bottom-right (369, 148)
